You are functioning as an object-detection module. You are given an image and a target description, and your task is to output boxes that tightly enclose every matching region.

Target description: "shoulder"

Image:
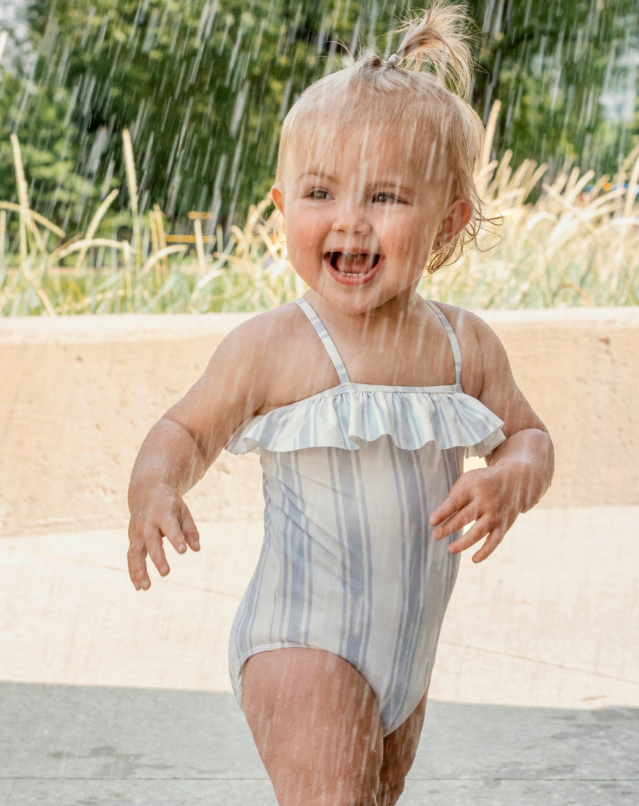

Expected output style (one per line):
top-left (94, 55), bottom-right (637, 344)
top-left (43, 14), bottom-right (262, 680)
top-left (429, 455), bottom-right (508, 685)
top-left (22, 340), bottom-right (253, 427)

top-left (212, 302), bottom-right (304, 364)
top-left (428, 300), bottom-right (549, 438)
top-left (160, 303), bottom-right (308, 459)
top-left (202, 301), bottom-right (312, 404)
top-left (428, 301), bottom-right (508, 397)
top-left (210, 300), bottom-right (340, 415)
top-left (429, 300), bottom-right (493, 340)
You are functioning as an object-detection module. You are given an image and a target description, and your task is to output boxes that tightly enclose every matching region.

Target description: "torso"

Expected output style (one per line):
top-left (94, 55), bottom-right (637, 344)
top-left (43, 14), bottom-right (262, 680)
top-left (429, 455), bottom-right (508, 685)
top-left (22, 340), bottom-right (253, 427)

top-left (254, 293), bottom-right (484, 415)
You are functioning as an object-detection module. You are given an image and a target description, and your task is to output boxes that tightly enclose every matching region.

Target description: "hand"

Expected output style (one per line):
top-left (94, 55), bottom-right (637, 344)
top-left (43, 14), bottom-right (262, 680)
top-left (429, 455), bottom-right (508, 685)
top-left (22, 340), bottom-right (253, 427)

top-left (429, 466), bottom-right (519, 563)
top-left (127, 484), bottom-right (200, 590)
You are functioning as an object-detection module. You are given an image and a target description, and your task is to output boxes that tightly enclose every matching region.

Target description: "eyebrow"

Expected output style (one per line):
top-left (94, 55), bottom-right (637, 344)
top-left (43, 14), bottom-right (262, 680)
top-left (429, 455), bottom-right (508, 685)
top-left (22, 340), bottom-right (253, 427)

top-left (296, 171), bottom-right (415, 192)
top-left (295, 171), bottom-right (336, 183)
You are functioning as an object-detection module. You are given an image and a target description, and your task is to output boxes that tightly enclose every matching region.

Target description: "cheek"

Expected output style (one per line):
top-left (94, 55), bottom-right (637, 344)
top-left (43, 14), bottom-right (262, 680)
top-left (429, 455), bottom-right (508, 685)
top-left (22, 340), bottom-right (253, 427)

top-left (285, 228), bottom-right (316, 272)
top-left (396, 216), bottom-right (436, 256)
top-left (286, 210), bottom-right (325, 252)
top-left (388, 229), bottom-right (429, 263)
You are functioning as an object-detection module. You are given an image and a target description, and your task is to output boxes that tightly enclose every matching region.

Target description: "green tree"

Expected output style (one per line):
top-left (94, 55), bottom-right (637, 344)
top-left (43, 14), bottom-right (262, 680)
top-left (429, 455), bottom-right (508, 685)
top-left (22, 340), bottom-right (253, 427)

top-left (19, 0), bottom-right (416, 230)
top-left (7, 0), bottom-right (638, 235)
top-left (468, 0), bottom-right (639, 173)
top-left (0, 41), bottom-right (98, 231)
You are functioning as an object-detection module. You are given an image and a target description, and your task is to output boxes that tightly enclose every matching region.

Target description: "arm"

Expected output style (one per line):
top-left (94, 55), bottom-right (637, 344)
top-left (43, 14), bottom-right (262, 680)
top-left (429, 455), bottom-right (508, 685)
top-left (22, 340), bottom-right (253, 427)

top-left (127, 416), bottom-right (211, 590)
top-left (429, 315), bottom-right (554, 562)
top-left (127, 317), bottom-right (270, 590)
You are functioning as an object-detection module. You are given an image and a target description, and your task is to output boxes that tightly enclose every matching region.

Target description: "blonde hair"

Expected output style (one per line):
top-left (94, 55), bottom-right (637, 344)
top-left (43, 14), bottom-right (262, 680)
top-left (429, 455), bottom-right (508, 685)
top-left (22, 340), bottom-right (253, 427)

top-left (276, 2), bottom-right (490, 273)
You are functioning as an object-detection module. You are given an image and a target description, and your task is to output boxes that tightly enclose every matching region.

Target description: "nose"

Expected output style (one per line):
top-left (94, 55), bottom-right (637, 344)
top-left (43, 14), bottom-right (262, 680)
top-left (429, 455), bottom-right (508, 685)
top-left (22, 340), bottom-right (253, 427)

top-left (330, 198), bottom-right (371, 236)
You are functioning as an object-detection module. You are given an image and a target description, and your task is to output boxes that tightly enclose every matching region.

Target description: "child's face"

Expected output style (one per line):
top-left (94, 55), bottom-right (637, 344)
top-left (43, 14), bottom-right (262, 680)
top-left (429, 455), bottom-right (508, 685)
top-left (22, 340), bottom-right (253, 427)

top-left (272, 121), bottom-right (470, 316)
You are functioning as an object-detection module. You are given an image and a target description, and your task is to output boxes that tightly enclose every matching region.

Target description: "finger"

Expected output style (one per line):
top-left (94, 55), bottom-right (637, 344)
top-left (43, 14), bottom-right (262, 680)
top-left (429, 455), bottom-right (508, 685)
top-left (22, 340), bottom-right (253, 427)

top-left (180, 507), bottom-right (200, 551)
top-left (127, 540), bottom-right (151, 591)
top-left (429, 498), bottom-right (458, 527)
top-left (429, 483), bottom-right (472, 527)
top-left (160, 515), bottom-right (189, 556)
top-left (447, 518), bottom-right (489, 555)
top-left (471, 528), bottom-right (506, 563)
top-left (144, 527), bottom-right (171, 577)
top-left (432, 504), bottom-right (476, 541)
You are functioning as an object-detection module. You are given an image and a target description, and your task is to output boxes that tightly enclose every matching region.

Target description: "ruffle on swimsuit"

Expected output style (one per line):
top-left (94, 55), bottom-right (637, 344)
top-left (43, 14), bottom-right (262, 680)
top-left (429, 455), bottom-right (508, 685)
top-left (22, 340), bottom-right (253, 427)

top-left (226, 382), bottom-right (504, 458)
top-left (226, 297), bottom-right (504, 459)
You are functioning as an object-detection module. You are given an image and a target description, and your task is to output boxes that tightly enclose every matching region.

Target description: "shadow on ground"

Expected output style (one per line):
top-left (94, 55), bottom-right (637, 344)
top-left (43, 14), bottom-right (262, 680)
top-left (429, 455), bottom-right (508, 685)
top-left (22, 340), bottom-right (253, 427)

top-left (2, 682), bottom-right (638, 805)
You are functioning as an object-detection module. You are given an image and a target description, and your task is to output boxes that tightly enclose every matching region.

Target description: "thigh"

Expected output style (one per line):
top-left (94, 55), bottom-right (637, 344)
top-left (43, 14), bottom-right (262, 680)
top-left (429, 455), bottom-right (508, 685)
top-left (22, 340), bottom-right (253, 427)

top-left (378, 688), bottom-right (429, 806)
top-left (242, 648), bottom-right (384, 806)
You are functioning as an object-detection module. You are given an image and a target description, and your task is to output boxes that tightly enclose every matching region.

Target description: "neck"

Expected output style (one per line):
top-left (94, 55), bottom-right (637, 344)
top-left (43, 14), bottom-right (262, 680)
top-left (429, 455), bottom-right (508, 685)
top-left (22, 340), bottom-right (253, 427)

top-left (305, 286), bottom-right (423, 334)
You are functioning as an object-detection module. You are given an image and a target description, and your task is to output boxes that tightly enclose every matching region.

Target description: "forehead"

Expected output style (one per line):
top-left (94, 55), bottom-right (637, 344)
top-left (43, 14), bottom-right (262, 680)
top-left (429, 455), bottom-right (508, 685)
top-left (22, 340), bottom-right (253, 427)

top-left (282, 119), bottom-right (451, 186)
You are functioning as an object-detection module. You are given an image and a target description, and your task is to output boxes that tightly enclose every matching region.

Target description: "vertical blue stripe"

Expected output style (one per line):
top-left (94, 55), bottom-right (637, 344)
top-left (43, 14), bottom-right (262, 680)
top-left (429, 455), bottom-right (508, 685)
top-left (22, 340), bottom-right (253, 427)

top-left (384, 443), bottom-right (429, 729)
top-left (276, 452), bottom-right (290, 638)
top-left (428, 448), bottom-right (462, 664)
top-left (327, 448), bottom-right (351, 658)
top-left (336, 450), bottom-right (371, 668)
top-left (283, 452), bottom-right (305, 640)
top-left (352, 450), bottom-right (374, 672)
top-left (383, 441), bottom-right (410, 726)
top-left (389, 448), bottom-right (430, 725)
top-left (234, 477), bottom-right (273, 661)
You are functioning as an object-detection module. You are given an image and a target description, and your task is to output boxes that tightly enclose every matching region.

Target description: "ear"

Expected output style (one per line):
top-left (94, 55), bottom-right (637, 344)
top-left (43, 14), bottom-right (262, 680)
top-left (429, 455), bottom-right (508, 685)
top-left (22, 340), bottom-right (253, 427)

top-left (436, 198), bottom-right (472, 245)
top-left (271, 184), bottom-right (285, 216)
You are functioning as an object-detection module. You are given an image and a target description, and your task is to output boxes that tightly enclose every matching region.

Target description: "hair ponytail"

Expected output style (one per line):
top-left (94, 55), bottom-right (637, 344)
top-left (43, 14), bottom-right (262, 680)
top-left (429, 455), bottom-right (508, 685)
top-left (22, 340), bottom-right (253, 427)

top-left (389, 2), bottom-right (474, 99)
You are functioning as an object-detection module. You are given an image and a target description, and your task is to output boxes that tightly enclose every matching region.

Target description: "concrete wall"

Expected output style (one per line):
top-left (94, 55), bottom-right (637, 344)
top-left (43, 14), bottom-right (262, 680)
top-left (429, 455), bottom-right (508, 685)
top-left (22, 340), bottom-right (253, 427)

top-left (1, 307), bottom-right (638, 537)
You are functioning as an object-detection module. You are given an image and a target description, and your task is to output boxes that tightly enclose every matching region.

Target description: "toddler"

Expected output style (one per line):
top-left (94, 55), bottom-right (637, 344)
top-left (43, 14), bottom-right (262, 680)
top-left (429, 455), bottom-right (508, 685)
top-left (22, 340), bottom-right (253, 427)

top-left (127, 3), bottom-right (554, 804)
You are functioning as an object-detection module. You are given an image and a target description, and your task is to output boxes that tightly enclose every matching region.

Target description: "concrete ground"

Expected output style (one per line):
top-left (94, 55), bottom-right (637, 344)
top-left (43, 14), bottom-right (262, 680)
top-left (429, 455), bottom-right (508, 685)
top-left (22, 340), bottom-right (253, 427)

top-left (2, 505), bottom-right (639, 805)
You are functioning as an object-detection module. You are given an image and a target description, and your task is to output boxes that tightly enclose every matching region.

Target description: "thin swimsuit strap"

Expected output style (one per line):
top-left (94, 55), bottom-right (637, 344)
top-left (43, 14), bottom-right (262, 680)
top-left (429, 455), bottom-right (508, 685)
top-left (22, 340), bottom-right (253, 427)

top-left (425, 300), bottom-right (462, 386)
top-left (296, 298), bottom-right (352, 384)
top-left (296, 297), bottom-right (462, 388)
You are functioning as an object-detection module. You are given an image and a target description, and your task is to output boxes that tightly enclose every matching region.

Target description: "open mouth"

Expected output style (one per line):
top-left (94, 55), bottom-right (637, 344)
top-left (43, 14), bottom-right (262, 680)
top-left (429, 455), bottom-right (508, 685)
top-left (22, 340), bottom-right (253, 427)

top-left (327, 251), bottom-right (381, 276)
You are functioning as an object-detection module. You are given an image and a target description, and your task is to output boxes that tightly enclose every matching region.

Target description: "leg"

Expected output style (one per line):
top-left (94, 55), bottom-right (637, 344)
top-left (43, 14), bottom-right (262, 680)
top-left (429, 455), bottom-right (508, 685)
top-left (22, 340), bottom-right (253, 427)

top-left (242, 648), bottom-right (384, 806)
top-left (377, 688), bottom-right (429, 806)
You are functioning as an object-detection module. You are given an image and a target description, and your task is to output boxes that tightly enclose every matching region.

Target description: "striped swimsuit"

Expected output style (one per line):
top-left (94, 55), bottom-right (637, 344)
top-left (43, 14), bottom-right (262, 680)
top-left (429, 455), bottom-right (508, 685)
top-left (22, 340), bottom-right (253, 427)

top-left (226, 297), bottom-right (505, 735)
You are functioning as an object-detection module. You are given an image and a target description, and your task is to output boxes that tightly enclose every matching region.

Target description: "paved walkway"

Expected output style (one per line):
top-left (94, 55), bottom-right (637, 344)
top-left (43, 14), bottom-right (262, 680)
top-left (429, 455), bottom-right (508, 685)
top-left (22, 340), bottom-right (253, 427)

top-left (2, 506), bottom-right (639, 805)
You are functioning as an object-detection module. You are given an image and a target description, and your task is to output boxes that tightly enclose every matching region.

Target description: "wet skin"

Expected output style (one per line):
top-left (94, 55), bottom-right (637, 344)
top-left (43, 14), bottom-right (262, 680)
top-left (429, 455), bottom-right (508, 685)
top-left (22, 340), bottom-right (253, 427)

top-left (271, 121), bottom-right (470, 321)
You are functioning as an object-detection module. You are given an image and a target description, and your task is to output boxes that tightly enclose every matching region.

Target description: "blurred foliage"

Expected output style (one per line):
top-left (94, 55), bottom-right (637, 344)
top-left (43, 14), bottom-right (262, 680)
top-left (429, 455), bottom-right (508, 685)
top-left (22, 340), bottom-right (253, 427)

top-left (1, 0), bottom-right (638, 234)
top-left (0, 59), bottom-right (99, 230)
top-left (471, 0), bottom-right (639, 174)
top-left (9, 0), bottom-right (408, 229)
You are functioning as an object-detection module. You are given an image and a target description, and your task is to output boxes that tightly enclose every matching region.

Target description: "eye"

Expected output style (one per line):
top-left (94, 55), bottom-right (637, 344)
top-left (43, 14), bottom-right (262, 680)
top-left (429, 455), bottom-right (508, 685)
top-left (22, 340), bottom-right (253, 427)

top-left (306, 188), bottom-right (332, 200)
top-left (372, 191), bottom-right (403, 204)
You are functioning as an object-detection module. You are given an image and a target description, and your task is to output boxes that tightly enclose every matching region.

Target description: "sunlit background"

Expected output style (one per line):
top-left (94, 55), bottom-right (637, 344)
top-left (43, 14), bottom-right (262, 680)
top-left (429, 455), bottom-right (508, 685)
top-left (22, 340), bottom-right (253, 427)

top-left (1, 3), bottom-right (638, 803)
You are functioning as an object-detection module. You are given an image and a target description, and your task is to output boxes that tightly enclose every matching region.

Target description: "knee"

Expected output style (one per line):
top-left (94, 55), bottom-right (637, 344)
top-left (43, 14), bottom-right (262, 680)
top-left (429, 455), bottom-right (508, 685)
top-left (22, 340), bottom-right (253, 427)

top-left (274, 738), bottom-right (382, 805)
top-left (269, 739), bottom-right (383, 806)
top-left (377, 777), bottom-right (406, 806)
top-left (319, 777), bottom-right (380, 806)
top-left (284, 754), bottom-right (382, 806)
top-left (377, 754), bottom-right (412, 806)
top-left (276, 774), bottom-right (380, 806)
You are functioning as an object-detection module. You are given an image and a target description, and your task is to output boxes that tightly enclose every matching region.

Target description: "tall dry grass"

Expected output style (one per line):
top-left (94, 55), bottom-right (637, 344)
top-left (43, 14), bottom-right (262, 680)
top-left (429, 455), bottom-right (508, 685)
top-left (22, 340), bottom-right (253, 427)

top-left (423, 102), bottom-right (639, 308)
top-left (0, 99), bottom-right (637, 315)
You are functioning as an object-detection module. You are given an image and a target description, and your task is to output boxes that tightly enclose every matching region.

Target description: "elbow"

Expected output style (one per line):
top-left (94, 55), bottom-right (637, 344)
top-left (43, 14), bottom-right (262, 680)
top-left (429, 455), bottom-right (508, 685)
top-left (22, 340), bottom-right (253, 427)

top-left (488, 426), bottom-right (555, 512)
top-left (522, 429), bottom-right (555, 511)
top-left (161, 415), bottom-right (207, 461)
